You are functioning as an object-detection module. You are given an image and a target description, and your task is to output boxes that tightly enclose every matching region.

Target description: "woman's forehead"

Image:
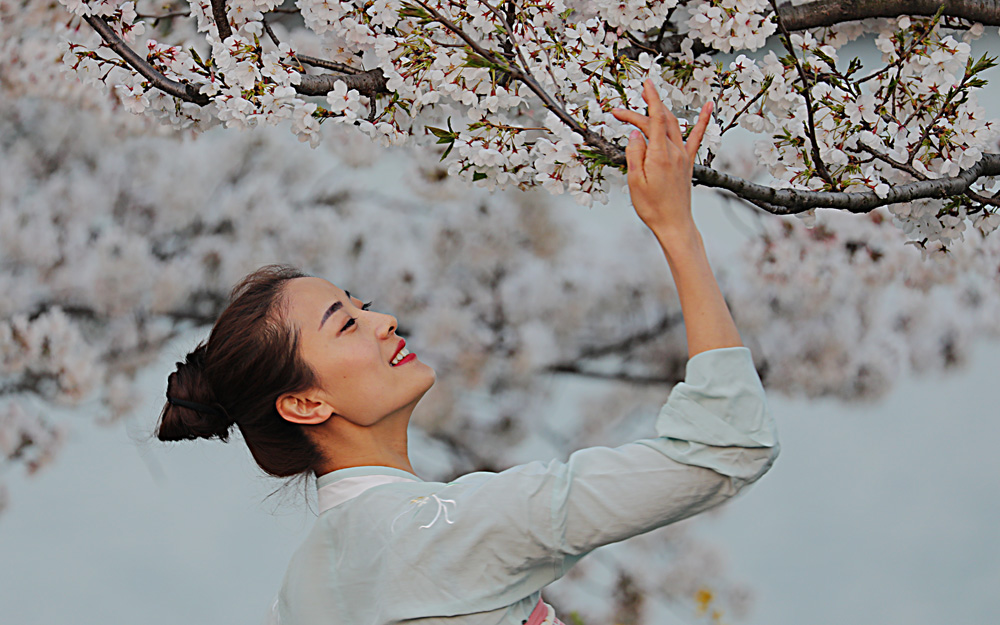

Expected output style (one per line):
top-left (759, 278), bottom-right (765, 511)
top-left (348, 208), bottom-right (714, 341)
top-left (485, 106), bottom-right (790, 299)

top-left (285, 277), bottom-right (348, 315)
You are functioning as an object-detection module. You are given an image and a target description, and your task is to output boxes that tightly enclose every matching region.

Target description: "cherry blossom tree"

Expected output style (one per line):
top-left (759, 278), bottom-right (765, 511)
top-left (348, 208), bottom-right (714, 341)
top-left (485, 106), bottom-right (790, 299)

top-left (55, 0), bottom-right (1000, 253)
top-left (4, 1), bottom-right (1000, 622)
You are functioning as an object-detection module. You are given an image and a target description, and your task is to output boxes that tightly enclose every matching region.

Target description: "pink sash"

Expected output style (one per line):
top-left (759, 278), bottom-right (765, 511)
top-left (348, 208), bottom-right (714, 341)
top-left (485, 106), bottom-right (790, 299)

top-left (525, 599), bottom-right (565, 625)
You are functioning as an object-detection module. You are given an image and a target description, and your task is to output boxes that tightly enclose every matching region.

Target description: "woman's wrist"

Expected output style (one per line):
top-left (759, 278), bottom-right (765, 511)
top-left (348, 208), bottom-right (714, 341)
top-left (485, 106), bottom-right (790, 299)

top-left (649, 218), bottom-right (702, 253)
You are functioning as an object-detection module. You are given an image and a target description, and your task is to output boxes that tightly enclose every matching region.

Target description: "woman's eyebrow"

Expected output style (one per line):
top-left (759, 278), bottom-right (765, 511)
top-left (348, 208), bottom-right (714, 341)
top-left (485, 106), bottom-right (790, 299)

top-left (318, 291), bottom-right (356, 330)
top-left (318, 302), bottom-right (343, 330)
top-left (318, 291), bottom-right (355, 330)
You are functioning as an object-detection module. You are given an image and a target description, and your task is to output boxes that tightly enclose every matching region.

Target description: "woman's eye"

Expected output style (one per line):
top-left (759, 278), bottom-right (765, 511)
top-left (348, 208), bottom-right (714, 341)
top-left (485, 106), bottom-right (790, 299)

top-left (341, 302), bottom-right (373, 331)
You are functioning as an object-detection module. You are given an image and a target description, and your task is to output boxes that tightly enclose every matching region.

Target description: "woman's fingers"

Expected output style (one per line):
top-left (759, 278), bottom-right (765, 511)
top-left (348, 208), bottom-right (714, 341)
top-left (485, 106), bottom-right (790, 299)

top-left (685, 101), bottom-right (714, 162)
top-left (611, 108), bottom-right (651, 138)
top-left (663, 103), bottom-right (683, 147)
top-left (641, 80), bottom-right (673, 148)
top-left (625, 129), bottom-right (647, 185)
top-left (613, 81), bottom-right (714, 168)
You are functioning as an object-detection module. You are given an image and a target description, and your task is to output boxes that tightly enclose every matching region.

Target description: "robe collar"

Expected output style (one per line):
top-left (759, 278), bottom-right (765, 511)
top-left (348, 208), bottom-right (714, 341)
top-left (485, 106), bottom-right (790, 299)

top-left (316, 466), bottom-right (421, 514)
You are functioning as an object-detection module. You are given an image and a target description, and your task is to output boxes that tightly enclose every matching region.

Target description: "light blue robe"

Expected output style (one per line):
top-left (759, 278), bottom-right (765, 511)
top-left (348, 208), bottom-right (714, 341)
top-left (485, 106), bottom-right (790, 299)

top-left (267, 347), bottom-right (779, 625)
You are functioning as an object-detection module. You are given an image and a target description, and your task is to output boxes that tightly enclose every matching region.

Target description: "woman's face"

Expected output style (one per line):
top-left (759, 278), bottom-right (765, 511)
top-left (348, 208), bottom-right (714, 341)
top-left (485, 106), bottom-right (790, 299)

top-left (282, 277), bottom-right (435, 426)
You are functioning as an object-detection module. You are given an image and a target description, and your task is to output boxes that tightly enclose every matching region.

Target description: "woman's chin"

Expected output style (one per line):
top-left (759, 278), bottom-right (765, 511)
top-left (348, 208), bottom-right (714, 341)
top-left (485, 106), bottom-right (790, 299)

top-left (419, 367), bottom-right (436, 393)
top-left (415, 360), bottom-right (437, 386)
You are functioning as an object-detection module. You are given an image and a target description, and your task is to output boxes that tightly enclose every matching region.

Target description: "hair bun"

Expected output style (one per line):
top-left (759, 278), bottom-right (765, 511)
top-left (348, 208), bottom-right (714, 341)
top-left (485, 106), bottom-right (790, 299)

top-left (157, 343), bottom-right (235, 442)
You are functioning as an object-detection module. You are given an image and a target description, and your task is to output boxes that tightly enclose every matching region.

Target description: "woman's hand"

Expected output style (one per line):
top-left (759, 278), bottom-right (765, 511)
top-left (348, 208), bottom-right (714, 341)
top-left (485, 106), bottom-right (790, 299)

top-left (611, 79), bottom-right (713, 235)
top-left (612, 81), bottom-right (740, 357)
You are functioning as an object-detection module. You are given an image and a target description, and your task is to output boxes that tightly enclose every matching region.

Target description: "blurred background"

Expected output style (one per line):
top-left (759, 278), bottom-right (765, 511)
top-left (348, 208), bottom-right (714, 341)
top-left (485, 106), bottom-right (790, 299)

top-left (2, 4), bottom-right (999, 625)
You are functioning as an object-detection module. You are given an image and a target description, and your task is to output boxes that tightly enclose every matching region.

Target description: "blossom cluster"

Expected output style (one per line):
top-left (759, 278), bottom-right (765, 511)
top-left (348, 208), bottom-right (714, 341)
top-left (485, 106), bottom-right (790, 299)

top-left (748, 17), bottom-right (1000, 251)
top-left (57, 1), bottom-right (1000, 245)
top-left (687, 0), bottom-right (776, 53)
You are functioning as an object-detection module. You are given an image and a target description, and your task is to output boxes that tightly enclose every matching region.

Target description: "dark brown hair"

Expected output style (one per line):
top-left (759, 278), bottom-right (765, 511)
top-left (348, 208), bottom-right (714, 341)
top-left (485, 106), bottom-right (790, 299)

top-left (156, 264), bottom-right (324, 477)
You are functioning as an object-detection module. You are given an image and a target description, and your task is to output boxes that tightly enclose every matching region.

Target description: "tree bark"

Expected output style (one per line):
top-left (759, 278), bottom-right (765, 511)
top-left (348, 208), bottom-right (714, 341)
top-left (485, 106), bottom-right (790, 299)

top-left (210, 0), bottom-right (233, 42)
top-left (690, 154), bottom-right (1000, 214)
top-left (780, 0), bottom-right (1000, 30)
top-left (295, 68), bottom-right (389, 97)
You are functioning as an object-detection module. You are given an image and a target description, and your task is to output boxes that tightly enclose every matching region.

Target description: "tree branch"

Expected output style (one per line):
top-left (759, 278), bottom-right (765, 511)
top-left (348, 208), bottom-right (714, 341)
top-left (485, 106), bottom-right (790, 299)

top-left (779, 0), bottom-right (1000, 30)
top-left (544, 313), bottom-right (686, 384)
top-left (544, 364), bottom-right (678, 385)
top-left (413, 1), bottom-right (622, 161)
top-left (693, 153), bottom-right (1000, 214)
top-left (83, 15), bottom-right (210, 105)
top-left (856, 143), bottom-right (928, 180)
top-left (769, 0), bottom-right (837, 187)
top-left (409, 1), bottom-right (1000, 214)
top-left (262, 15), bottom-right (363, 76)
top-left (294, 68), bottom-right (389, 97)
top-left (136, 10), bottom-right (190, 21)
top-left (80, 1), bottom-right (1000, 215)
top-left (210, 0), bottom-right (233, 42)
top-left (575, 312), bottom-right (684, 360)
top-left (641, 0), bottom-right (1000, 58)
top-left (295, 54), bottom-right (364, 75)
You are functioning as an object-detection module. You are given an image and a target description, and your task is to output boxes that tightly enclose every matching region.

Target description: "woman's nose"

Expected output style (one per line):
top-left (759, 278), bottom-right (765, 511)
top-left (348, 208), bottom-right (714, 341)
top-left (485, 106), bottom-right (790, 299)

top-left (376, 312), bottom-right (398, 339)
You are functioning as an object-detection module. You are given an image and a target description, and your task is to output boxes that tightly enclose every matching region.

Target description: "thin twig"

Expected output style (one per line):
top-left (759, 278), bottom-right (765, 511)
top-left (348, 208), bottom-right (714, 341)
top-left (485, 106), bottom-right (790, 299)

top-left (965, 189), bottom-right (1000, 207)
top-left (856, 17), bottom-right (939, 84)
top-left (262, 17), bottom-right (281, 48)
top-left (720, 82), bottom-right (771, 134)
top-left (83, 15), bottom-right (209, 105)
top-left (652, 9), bottom-right (676, 53)
top-left (907, 76), bottom-right (968, 167)
top-left (261, 15), bottom-right (365, 75)
top-left (260, 15), bottom-right (363, 76)
top-left (623, 30), bottom-right (659, 55)
top-left (769, 0), bottom-right (836, 187)
top-left (856, 143), bottom-right (928, 180)
top-left (136, 10), bottom-right (190, 20)
top-left (414, 0), bottom-right (590, 140)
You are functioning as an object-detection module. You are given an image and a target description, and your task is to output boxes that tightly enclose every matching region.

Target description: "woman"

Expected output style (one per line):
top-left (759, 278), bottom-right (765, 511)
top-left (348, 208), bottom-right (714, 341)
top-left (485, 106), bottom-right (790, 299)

top-left (157, 80), bottom-right (779, 625)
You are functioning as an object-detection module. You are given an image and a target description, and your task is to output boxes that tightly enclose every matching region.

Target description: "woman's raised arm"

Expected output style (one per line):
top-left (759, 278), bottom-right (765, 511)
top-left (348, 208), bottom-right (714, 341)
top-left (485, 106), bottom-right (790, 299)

top-left (612, 80), bottom-right (742, 358)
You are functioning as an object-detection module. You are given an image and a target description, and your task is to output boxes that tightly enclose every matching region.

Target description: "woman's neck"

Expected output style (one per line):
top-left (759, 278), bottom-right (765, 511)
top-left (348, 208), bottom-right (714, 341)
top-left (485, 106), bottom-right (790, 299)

top-left (311, 410), bottom-right (415, 476)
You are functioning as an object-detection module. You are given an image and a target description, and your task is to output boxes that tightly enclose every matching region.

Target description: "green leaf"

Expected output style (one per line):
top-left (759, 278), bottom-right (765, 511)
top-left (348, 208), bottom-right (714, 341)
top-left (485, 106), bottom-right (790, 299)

top-left (844, 57), bottom-right (863, 78)
top-left (427, 118), bottom-right (458, 161)
top-left (464, 52), bottom-right (506, 71)
top-left (427, 126), bottom-right (454, 140)
top-left (189, 47), bottom-right (208, 70)
top-left (579, 147), bottom-right (623, 173)
top-left (472, 171), bottom-right (487, 181)
top-left (812, 48), bottom-right (838, 70)
top-left (440, 140), bottom-right (455, 161)
top-left (399, 3), bottom-right (431, 21)
top-left (969, 52), bottom-right (998, 75)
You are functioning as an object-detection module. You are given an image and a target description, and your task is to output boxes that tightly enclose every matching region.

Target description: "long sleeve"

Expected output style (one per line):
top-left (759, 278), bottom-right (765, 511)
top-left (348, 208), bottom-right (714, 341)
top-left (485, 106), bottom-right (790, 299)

top-left (274, 346), bottom-right (779, 625)
top-left (550, 345), bottom-right (778, 557)
top-left (378, 346), bottom-right (777, 614)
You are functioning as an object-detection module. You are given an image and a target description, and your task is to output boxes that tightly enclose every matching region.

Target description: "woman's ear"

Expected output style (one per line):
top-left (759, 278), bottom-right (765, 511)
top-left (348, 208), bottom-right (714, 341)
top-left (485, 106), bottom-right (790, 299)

top-left (276, 391), bottom-right (335, 425)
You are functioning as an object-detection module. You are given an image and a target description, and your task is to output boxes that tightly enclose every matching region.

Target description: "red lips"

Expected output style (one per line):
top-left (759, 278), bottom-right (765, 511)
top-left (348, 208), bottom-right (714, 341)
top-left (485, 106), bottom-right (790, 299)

top-left (390, 339), bottom-right (406, 363)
